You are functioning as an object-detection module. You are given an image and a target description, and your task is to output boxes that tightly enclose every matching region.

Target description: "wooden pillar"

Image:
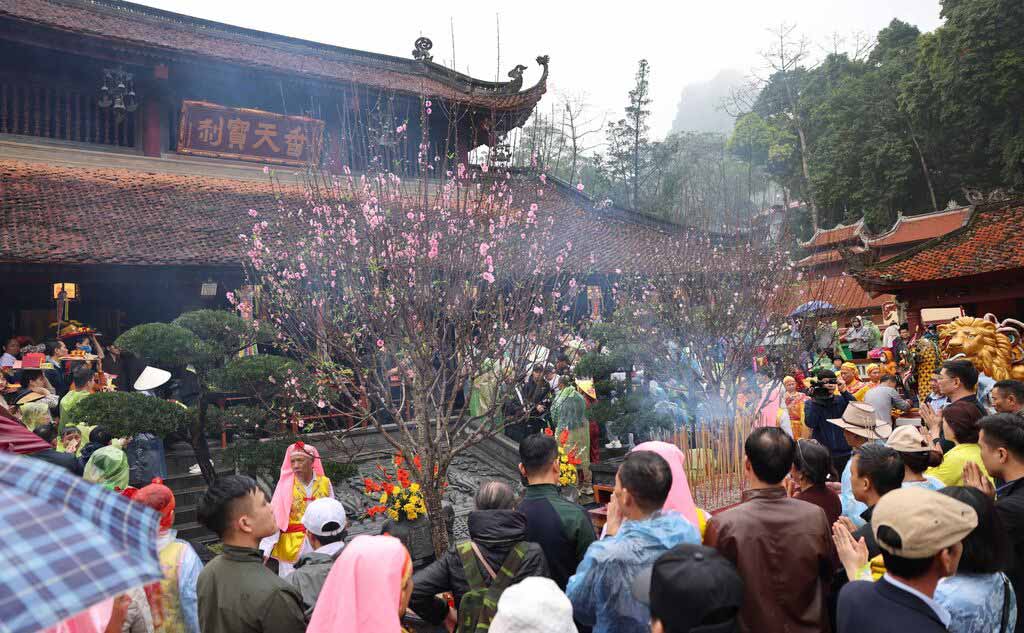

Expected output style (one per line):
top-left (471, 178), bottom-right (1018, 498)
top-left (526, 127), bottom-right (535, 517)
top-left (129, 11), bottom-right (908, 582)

top-left (142, 97), bottom-right (161, 157)
top-left (142, 64), bottom-right (169, 158)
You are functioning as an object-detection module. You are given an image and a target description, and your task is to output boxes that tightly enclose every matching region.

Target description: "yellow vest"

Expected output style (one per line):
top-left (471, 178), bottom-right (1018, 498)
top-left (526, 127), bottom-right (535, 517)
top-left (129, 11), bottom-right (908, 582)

top-left (271, 475), bottom-right (333, 563)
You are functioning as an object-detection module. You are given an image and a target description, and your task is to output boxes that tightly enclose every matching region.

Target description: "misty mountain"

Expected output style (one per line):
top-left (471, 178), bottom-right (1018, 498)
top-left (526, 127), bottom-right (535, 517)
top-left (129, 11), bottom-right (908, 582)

top-left (670, 69), bottom-right (745, 135)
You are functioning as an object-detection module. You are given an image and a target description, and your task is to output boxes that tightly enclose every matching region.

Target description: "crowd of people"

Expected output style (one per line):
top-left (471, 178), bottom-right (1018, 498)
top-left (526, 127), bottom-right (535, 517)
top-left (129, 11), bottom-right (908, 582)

top-left (8, 318), bottom-right (1024, 633)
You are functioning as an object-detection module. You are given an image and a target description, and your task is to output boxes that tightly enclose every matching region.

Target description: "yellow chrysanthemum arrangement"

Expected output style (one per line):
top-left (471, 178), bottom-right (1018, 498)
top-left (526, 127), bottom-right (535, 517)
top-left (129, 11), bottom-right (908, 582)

top-left (364, 454), bottom-right (428, 521)
top-left (545, 427), bottom-right (582, 486)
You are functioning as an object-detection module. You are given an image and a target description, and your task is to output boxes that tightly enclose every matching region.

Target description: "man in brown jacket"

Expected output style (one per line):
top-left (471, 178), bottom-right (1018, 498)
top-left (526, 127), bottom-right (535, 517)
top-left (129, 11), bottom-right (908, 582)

top-left (705, 427), bottom-right (834, 633)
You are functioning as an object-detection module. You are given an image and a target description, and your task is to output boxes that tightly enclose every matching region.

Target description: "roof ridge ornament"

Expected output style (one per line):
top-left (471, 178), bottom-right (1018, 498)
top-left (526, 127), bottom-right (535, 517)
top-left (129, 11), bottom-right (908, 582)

top-left (964, 186), bottom-right (1018, 205)
top-left (413, 37), bottom-right (433, 62)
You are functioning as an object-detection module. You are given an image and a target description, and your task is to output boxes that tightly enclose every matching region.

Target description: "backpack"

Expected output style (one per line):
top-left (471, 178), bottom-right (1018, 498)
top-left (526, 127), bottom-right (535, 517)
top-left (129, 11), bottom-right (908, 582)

top-left (456, 540), bottom-right (528, 633)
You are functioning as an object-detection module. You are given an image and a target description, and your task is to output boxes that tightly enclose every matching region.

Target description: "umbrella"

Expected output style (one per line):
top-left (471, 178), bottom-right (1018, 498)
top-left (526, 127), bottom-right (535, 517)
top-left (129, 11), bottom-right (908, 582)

top-left (0, 451), bottom-right (162, 633)
top-left (789, 300), bottom-right (835, 317)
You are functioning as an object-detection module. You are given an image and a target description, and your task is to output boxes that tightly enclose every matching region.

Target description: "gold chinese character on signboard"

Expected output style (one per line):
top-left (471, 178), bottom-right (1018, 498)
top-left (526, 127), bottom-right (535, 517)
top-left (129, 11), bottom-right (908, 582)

top-left (253, 122), bottom-right (280, 152)
top-left (227, 118), bottom-right (251, 150)
top-left (196, 116), bottom-right (224, 146)
top-left (284, 126), bottom-right (308, 159)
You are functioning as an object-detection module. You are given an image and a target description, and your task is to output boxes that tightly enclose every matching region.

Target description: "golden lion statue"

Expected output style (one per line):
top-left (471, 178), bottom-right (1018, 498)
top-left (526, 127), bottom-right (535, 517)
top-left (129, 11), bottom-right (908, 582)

top-left (938, 315), bottom-right (1024, 381)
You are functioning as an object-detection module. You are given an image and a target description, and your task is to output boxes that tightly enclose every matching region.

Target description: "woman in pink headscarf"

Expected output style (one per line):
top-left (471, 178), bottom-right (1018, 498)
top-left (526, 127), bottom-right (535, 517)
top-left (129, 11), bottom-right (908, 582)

top-left (260, 441), bottom-right (333, 576)
top-left (308, 535), bottom-right (414, 633)
top-left (631, 441), bottom-right (711, 538)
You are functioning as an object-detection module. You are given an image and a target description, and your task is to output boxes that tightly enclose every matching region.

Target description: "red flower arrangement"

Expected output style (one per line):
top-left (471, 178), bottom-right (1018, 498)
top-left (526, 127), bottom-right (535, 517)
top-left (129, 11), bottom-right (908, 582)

top-left (544, 427), bottom-right (582, 485)
top-left (363, 453), bottom-right (429, 521)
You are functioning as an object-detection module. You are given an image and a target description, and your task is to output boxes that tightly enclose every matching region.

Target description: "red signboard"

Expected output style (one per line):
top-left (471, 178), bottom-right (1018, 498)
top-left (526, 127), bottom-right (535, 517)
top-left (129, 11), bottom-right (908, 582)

top-left (177, 100), bottom-right (324, 166)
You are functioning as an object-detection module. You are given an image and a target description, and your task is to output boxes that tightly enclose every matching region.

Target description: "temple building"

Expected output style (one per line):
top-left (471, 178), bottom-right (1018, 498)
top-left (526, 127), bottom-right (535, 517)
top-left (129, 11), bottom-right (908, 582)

top-left (790, 204), bottom-right (973, 322)
top-left (854, 197), bottom-right (1024, 330)
top-left (0, 0), bottom-right (677, 341)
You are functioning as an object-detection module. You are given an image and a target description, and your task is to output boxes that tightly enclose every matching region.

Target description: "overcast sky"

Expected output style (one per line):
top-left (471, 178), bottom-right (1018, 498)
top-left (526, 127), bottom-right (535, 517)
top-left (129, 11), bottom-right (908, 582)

top-left (137, 0), bottom-right (945, 138)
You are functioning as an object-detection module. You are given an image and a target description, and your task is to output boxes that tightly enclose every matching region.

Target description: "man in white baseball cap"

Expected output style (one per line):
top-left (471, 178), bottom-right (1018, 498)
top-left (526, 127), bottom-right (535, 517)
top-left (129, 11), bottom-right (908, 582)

top-left (289, 497), bottom-right (347, 615)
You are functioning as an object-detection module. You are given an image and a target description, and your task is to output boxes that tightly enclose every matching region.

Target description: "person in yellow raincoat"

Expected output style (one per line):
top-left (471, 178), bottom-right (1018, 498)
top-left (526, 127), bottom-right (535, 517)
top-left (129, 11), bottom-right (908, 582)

top-left (260, 441), bottom-right (334, 576)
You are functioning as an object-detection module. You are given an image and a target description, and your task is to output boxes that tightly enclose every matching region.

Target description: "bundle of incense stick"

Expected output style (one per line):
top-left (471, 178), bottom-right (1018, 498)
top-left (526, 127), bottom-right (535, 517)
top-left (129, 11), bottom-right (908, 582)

top-left (675, 412), bottom-right (755, 511)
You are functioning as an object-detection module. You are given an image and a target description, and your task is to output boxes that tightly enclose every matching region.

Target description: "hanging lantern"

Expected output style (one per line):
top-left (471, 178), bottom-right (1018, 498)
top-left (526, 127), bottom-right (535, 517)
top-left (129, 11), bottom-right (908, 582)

top-left (52, 282), bottom-right (79, 301)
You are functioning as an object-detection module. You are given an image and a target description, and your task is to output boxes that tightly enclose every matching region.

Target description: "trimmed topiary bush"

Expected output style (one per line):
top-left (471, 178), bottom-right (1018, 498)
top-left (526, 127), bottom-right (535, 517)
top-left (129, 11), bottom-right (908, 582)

top-left (66, 391), bottom-right (187, 438)
top-left (114, 323), bottom-right (201, 370)
top-left (209, 355), bottom-right (304, 400)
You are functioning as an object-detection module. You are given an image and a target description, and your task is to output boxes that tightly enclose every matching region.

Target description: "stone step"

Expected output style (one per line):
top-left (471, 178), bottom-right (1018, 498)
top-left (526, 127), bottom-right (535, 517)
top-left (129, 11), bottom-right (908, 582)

top-left (176, 520), bottom-right (217, 542)
top-left (175, 505), bottom-right (197, 525)
top-left (170, 484), bottom-right (211, 510)
top-left (164, 447), bottom-right (228, 473)
top-left (163, 467), bottom-right (234, 492)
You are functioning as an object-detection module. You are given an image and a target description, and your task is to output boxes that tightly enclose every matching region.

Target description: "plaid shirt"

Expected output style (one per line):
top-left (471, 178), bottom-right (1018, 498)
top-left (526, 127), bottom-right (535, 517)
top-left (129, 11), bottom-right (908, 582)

top-left (0, 450), bottom-right (162, 633)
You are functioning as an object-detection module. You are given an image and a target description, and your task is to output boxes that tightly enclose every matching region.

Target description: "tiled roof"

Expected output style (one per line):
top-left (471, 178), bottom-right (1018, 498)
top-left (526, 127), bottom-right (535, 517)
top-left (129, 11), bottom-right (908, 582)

top-left (0, 0), bottom-right (547, 112)
top-left (798, 219), bottom-right (864, 249)
top-left (778, 274), bottom-right (893, 315)
top-left (862, 206), bottom-right (970, 247)
top-left (857, 199), bottom-right (1024, 287)
top-left (795, 246), bottom-right (865, 269)
top-left (0, 158), bottom-right (681, 273)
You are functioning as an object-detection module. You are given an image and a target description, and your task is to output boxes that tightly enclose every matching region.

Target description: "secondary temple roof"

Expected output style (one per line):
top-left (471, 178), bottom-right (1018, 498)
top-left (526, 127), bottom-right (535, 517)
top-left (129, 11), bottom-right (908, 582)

top-left (797, 206), bottom-right (971, 255)
top-left (856, 199), bottom-right (1024, 289)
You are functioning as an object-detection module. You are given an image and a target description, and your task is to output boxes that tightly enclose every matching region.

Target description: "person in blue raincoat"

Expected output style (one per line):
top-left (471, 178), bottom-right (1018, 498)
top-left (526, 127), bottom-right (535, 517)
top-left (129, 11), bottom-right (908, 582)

top-left (566, 451), bottom-right (700, 633)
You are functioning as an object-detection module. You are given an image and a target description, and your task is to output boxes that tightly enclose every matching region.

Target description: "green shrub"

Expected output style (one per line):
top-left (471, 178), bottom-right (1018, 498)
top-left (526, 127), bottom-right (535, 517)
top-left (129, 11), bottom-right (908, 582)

top-left (67, 391), bottom-right (187, 438)
top-left (200, 404), bottom-right (276, 436)
top-left (575, 352), bottom-right (620, 380)
top-left (209, 355), bottom-right (303, 400)
top-left (323, 460), bottom-right (359, 482)
top-left (115, 323), bottom-right (201, 370)
top-left (173, 310), bottom-right (253, 359)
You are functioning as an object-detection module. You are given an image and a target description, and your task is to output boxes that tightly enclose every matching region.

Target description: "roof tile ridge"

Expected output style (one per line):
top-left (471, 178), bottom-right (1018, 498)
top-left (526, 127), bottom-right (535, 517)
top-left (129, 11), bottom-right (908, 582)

top-left (857, 204), bottom-right (982, 278)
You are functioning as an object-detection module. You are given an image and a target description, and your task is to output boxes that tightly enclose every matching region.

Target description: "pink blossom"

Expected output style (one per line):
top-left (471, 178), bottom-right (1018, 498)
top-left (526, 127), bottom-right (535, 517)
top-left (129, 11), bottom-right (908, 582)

top-left (576, 183), bottom-right (585, 191)
top-left (499, 337), bottom-right (507, 346)
top-left (425, 100), bottom-right (432, 107)
top-left (407, 212), bottom-right (415, 220)
top-left (569, 279), bottom-right (577, 288)
top-left (248, 209), bottom-right (258, 217)
top-left (376, 339), bottom-right (385, 348)
top-left (540, 174), bottom-right (547, 184)
top-left (479, 243), bottom-right (490, 256)
top-left (532, 306), bottom-right (544, 315)
top-left (481, 164), bottom-right (489, 173)
top-left (481, 271), bottom-right (495, 284)
top-left (317, 399), bottom-right (326, 408)
top-left (530, 203), bottom-right (538, 212)
top-left (262, 166), bottom-right (269, 174)
top-left (426, 108), bottom-right (432, 115)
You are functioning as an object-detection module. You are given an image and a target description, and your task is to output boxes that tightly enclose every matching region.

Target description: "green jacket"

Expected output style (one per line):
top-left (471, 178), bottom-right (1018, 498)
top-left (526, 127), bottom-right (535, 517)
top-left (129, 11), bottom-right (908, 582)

top-left (197, 544), bottom-right (307, 633)
top-left (517, 483), bottom-right (596, 588)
